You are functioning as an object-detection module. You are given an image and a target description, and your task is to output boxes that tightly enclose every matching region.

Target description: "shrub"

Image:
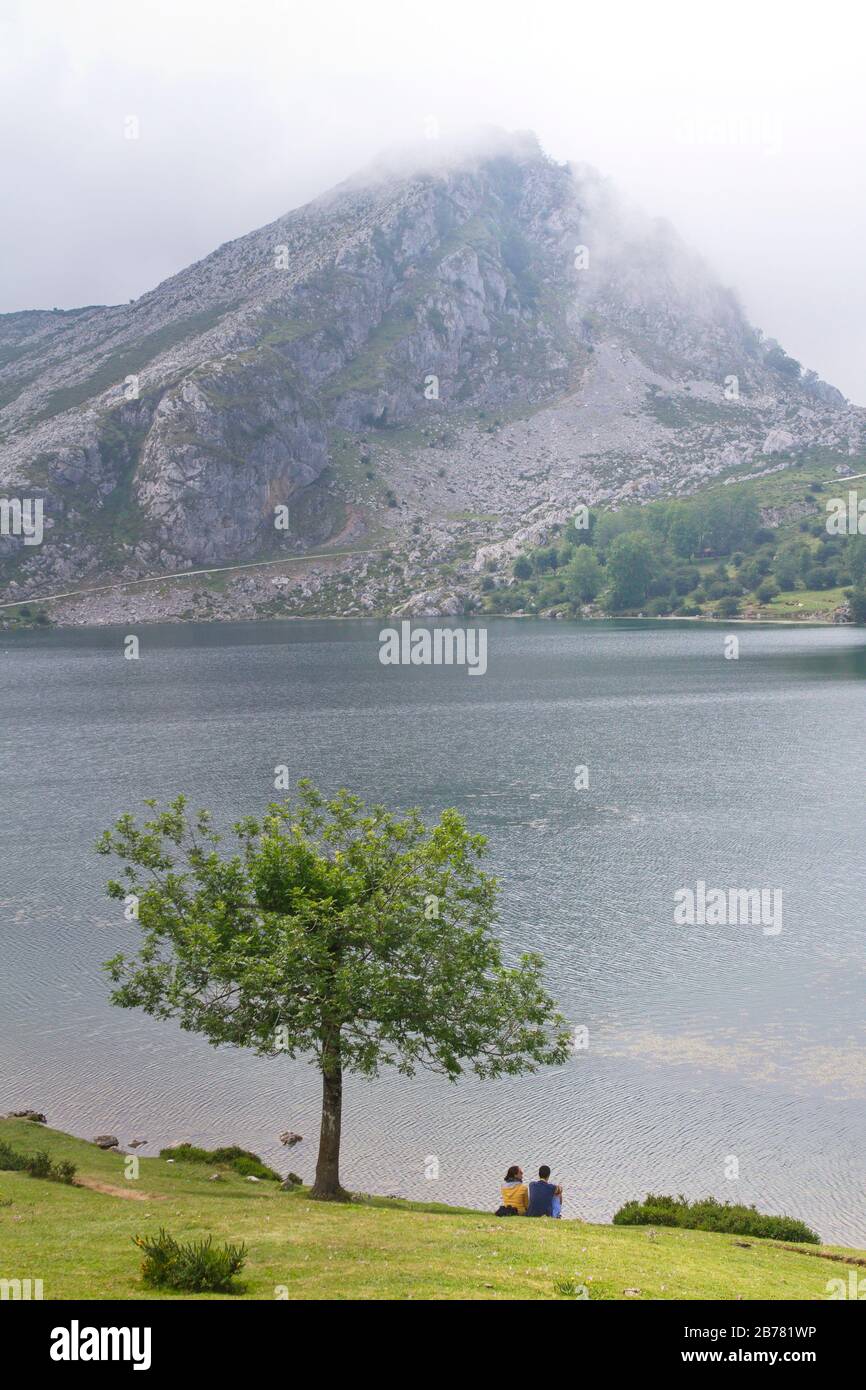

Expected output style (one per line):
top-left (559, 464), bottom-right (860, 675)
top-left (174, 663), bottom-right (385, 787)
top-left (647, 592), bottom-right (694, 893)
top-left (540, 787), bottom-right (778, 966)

top-left (849, 586), bottom-right (866, 624)
top-left (0, 1141), bottom-right (28, 1171)
top-left (159, 1143), bottom-right (280, 1181)
top-left (25, 1150), bottom-right (55, 1179)
top-left (612, 1194), bottom-right (819, 1244)
top-left (0, 1142), bottom-right (75, 1183)
top-left (805, 566), bottom-right (836, 590)
top-left (756, 579), bottom-right (779, 603)
top-left (134, 1229), bottom-right (247, 1293)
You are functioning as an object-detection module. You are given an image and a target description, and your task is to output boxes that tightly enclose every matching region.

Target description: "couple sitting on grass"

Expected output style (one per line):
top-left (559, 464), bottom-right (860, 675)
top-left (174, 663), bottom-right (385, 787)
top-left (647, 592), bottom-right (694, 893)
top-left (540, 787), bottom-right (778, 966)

top-left (498, 1163), bottom-right (562, 1218)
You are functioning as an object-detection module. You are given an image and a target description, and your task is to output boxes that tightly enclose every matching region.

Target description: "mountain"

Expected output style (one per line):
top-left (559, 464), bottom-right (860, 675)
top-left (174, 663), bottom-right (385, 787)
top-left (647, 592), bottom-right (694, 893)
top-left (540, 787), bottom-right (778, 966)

top-left (1, 129), bottom-right (864, 623)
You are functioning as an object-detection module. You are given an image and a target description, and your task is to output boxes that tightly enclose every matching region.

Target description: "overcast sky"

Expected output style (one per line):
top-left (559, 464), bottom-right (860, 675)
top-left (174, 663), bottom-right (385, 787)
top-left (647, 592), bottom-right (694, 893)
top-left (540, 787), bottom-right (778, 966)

top-left (2, 0), bottom-right (865, 401)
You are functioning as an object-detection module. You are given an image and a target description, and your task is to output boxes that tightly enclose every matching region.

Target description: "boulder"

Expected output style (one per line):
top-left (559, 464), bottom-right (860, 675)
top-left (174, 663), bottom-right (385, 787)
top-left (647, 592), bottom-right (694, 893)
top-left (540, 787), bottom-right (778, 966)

top-left (278, 1131), bottom-right (303, 1148)
top-left (93, 1135), bottom-right (119, 1149)
top-left (8, 1110), bottom-right (46, 1123)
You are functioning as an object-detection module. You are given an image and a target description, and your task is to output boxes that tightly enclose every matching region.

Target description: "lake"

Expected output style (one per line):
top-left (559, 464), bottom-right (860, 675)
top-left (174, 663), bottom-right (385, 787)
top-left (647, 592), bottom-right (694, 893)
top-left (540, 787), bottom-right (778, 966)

top-left (1, 618), bottom-right (864, 1243)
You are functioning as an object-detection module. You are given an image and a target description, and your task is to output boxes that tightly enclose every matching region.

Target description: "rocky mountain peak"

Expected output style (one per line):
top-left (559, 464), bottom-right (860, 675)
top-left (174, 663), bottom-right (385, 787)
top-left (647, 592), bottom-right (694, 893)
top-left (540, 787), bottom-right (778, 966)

top-left (1, 132), bottom-right (863, 615)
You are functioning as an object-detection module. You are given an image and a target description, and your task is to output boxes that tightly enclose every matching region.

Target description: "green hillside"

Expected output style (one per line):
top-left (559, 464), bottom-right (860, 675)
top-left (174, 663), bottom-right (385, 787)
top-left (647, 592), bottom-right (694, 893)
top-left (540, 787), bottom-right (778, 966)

top-left (0, 1119), bottom-right (860, 1301)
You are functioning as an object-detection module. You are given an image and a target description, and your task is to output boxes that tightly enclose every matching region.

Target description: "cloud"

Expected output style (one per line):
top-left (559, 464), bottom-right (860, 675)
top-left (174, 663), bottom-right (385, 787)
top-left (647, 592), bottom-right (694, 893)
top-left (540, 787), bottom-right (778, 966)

top-left (2, 0), bottom-right (865, 400)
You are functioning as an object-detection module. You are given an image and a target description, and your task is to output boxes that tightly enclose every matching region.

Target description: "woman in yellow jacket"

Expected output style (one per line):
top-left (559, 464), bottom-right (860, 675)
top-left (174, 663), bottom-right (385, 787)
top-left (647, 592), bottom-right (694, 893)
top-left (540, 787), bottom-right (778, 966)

top-left (500, 1164), bottom-right (529, 1214)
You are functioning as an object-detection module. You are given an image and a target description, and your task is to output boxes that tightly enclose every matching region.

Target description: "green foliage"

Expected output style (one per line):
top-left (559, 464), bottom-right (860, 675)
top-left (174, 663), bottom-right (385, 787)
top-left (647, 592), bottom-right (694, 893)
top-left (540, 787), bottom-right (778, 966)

top-left (849, 586), bottom-right (866, 624)
top-left (0, 1140), bottom-right (27, 1171)
top-left (606, 532), bottom-right (657, 609)
top-left (134, 1228), bottom-right (247, 1292)
top-left (562, 547), bottom-right (603, 604)
top-left (553, 1277), bottom-right (585, 1298)
top-left (159, 1143), bottom-right (280, 1181)
top-left (774, 541), bottom-right (810, 589)
top-left (613, 1194), bottom-right (819, 1244)
top-left (505, 479), bottom-right (864, 620)
top-left (0, 1141), bottom-right (76, 1184)
top-left (755, 578), bottom-right (779, 603)
top-left (98, 783), bottom-right (568, 1080)
top-left (99, 783), bottom-right (570, 1192)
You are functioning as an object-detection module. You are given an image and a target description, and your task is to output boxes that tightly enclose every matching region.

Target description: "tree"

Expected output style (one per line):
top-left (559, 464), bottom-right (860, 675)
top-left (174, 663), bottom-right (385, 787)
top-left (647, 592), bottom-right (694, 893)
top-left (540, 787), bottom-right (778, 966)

top-left (513, 554), bottom-right (532, 580)
top-left (533, 546), bottom-right (559, 573)
top-left (669, 508), bottom-right (702, 559)
top-left (848, 586), bottom-right (866, 624)
top-left (563, 547), bottom-right (604, 604)
top-left (97, 784), bottom-right (570, 1200)
top-left (756, 578), bottom-right (779, 603)
top-left (774, 541), bottom-right (809, 591)
top-left (606, 532), bottom-right (657, 609)
top-left (844, 536), bottom-right (866, 586)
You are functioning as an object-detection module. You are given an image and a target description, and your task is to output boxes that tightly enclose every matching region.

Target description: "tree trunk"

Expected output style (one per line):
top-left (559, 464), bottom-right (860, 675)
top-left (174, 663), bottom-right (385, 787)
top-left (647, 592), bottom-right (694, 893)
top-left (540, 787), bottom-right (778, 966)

top-left (310, 1026), bottom-right (349, 1200)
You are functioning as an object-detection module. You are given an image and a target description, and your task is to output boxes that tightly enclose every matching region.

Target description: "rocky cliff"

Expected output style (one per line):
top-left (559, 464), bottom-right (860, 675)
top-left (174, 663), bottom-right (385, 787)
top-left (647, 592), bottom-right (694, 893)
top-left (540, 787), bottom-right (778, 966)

top-left (1, 129), bottom-right (863, 621)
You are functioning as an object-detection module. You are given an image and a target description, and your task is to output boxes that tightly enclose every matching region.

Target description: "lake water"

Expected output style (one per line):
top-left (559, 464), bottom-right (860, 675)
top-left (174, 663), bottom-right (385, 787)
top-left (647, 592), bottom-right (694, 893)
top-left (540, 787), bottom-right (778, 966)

top-left (1, 618), bottom-right (865, 1244)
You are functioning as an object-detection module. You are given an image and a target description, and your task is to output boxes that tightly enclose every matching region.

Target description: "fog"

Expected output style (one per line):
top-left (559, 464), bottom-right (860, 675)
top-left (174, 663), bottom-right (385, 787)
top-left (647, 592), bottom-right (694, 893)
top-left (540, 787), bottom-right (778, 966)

top-left (2, 0), bottom-right (865, 401)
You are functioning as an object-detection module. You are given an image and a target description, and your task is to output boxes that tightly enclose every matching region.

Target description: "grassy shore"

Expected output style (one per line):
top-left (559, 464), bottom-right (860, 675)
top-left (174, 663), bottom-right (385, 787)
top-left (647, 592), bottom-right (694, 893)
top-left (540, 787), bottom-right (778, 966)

top-left (1, 1119), bottom-right (860, 1301)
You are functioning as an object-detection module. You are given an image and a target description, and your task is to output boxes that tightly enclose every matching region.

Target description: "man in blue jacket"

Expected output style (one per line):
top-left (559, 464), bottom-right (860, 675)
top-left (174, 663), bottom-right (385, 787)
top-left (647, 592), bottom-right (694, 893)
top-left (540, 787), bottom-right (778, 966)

top-left (526, 1164), bottom-right (562, 1218)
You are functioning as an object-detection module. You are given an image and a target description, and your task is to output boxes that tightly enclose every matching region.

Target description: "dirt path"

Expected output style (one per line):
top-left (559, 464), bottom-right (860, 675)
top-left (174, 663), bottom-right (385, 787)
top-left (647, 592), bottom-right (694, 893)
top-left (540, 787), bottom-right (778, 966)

top-left (74, 1176), bottom-right (165, 1202)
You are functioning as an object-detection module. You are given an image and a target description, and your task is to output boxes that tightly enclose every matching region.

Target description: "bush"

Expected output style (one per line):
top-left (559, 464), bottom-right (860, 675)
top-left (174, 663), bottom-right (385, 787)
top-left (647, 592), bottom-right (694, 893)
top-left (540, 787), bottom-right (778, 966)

top-left (612, 1194), bottom-right (819, 1244)
top-left (0, 1142), bottom-right (76, 1183)
top-left (849, 587), bottom-right (866, 624)
top-left (24, 1150), bottom-right (55, 1179)
top-left (134, 1229), bottom-right (247, 1293)
top-left (645, 596), bottom-right (672, 616)
top-left (805, 566), bottom-right (836, 590)
top-left (159, 1143), bottom-right (280, 1181)
top-left (0, 1141), bottom-right (28, 1171)
top-left (756, 579), bottom-right (779, 603)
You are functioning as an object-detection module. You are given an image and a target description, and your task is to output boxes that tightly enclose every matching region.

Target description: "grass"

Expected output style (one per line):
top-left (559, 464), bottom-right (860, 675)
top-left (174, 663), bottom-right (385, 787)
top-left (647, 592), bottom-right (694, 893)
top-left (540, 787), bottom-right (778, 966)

top-left (762, 586), bottom-right (848, 618)
top-left (1, 1119), bottom-right (862, 1301)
